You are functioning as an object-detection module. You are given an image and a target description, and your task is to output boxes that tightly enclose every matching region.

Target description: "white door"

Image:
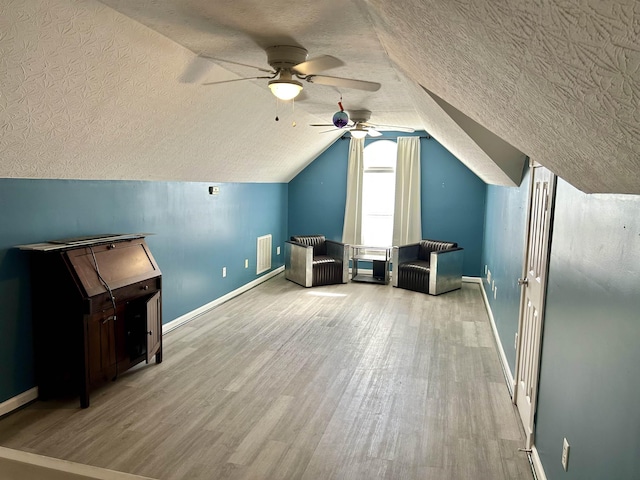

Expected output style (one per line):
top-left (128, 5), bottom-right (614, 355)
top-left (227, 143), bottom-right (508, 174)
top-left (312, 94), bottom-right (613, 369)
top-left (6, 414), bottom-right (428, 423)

top-left (514, 164), bottom-right (556, 448)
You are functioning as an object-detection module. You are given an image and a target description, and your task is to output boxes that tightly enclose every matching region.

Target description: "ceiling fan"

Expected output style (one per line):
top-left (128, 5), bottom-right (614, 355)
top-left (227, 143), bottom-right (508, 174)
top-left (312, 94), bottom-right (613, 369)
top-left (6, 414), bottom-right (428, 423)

top-left (187, 45), bottom-right (381, 100)
top-left (311, 110), bottom-right (415, 138)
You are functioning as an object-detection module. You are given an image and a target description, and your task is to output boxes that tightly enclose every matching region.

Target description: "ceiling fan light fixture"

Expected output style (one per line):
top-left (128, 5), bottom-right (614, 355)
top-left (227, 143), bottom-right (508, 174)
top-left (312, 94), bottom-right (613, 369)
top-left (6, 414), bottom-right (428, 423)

top-left (268, 79), bottom-right (303, 100)
top-left (350, 128), bottom-right (368, 139)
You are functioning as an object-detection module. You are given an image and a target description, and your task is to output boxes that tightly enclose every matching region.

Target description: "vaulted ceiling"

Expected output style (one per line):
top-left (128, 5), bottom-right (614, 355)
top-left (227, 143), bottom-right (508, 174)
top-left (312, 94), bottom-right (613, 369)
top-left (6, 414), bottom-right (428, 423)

top-left (1, 0), bottom-right (638, 193)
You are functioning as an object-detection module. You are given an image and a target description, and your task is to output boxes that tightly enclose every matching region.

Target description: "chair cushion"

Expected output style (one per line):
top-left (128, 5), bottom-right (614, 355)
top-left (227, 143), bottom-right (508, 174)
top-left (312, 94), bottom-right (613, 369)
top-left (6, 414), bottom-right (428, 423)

top-left (290, 235), bottom-right (327, 256)
top-left (418, 240), bottom-right (458, 260)
top-left (397, 260), bottom-right (431, 293)
top-left (312, 255), bottom-right (343, 285)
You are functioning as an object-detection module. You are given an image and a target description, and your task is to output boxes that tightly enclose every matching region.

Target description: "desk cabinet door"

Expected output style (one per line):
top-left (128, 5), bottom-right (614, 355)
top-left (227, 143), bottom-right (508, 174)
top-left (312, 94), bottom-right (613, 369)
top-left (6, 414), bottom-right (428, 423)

top-left (146, 291), bottom-right (162, 362)
top-left (87, 312), bottom-right (118, 385)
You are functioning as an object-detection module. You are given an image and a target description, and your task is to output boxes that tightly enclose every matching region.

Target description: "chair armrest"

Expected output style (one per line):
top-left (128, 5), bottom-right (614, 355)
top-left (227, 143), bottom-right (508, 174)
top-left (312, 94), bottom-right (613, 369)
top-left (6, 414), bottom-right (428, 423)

top-left (429, 247), bottom-right (464, 295)
top-left (391, 243), bottom-right (421, 286)
top-left (284, 241), bottom-right (314, 287)
top-left (391, 243), bottom-right (420, 287)
top-left (325, 240), bottom-right (350, 283)
top-left (325, 240), bottom-right (347, 259)
top-left (396, 243), bottom-right (421, 264)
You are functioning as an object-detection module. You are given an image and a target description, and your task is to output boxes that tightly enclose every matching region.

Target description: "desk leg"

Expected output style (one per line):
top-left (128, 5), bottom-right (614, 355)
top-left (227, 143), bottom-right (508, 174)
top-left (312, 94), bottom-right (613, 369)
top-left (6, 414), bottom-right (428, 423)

top-left (80, 390), bottom-right (90, 409)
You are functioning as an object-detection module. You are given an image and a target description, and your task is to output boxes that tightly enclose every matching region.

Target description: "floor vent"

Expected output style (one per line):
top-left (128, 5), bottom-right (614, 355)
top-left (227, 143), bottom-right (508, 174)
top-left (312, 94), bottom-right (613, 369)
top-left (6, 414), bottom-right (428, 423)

top-left (256, 234), bottom-right (272, 274)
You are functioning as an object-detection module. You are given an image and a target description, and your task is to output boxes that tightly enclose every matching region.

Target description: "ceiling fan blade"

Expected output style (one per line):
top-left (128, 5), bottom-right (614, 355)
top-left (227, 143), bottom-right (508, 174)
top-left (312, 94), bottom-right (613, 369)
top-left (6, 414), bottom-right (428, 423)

top-left (199, 54), bottom-right (275, 74)
top-left (294, 55), bottom-right (344, 75)
top-left (201, 76), bottom-right (272, 86)
top-left (367, 128), bottom-right (383, 137)
top-left (179, 56), bottom-right (216, 83)
top-left (370, 123), bottom-right (415, 133)
top-left (306, 75), bottom-right (381, 92)
top-left (310, 123), bottom-right (339, 127)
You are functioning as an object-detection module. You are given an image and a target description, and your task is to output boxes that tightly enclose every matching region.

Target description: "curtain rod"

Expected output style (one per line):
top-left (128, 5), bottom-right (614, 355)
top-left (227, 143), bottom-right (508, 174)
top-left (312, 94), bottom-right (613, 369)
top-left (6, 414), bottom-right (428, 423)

top-left (340, 134), bottom-right (431, 140)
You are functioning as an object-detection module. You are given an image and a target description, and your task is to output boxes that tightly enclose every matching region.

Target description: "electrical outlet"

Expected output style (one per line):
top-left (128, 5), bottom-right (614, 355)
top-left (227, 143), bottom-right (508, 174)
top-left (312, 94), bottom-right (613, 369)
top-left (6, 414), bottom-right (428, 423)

top-left (222, 267), bottom-right (227, 278)
top-left (494, 286), bottom-right (497, 299)
top-left (244, 259), bottom-right (248, 268)
top-left (561, 438), bottom-right (570, 471)
top-left (276, 246), bottom-right (281, 255)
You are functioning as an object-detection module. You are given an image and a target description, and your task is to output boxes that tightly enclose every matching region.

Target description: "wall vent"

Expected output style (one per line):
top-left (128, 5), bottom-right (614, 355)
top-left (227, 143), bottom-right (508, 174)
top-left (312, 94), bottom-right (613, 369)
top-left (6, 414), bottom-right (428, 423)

top-left (256, 234), bottom-right (272, 274)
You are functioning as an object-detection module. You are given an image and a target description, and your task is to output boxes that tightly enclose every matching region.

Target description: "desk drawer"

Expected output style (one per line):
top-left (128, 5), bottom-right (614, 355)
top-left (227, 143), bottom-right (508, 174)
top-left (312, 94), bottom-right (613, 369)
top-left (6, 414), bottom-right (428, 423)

top-left (87, 277), bottom-right (160, 313)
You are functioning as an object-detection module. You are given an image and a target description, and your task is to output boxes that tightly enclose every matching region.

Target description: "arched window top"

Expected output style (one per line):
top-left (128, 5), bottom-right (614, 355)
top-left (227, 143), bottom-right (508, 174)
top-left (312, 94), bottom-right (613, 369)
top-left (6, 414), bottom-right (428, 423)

top-left (364, 140), bottom-right (396, 170)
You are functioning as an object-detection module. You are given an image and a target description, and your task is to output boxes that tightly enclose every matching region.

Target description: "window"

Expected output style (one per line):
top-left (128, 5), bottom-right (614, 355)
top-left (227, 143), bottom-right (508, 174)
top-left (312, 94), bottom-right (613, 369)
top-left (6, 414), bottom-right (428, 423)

top-left (361, 140), bottom-right (396, 247)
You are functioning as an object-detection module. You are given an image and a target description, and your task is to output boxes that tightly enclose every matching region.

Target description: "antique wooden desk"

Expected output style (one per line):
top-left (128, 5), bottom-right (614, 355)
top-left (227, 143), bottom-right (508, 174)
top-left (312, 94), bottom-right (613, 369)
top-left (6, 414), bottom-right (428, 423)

top-left (19, 234), bottom-right (162, 408)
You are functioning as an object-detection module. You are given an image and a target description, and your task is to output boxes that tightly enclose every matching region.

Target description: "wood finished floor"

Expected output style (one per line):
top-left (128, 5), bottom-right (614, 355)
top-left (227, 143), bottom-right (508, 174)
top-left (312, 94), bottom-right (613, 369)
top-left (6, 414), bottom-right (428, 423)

top-left (0, 275), bottom-right (533, 480)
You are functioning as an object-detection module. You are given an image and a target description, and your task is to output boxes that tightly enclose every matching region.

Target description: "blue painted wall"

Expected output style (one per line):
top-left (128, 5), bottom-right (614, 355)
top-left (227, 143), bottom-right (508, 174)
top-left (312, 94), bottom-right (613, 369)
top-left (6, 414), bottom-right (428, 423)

top-left (0, 179), bottom-right (287, 404)
top-left (534, 179), bottom-right (640, 480)
top-left (481, 166), bottom-right (530, 372)
top-left (288, 139), bottom-right (349, 242)
top-left (421, 137), bottom-right (487, 276)
top-left (288, 132), bottom-right (487, 276)
top-left (481, 173), bottom-right (640, 479)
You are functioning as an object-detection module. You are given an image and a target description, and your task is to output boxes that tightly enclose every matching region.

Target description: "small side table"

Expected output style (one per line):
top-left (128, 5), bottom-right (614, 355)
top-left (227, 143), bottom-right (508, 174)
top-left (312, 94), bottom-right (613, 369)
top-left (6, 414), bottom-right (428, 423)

top-left (351, 245), bottom-right (391, 284)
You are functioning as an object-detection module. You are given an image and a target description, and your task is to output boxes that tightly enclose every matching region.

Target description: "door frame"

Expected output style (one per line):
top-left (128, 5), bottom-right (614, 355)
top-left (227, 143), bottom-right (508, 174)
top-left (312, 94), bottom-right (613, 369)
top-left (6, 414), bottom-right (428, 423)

top-left (513, 161), bottom-right (557, 448)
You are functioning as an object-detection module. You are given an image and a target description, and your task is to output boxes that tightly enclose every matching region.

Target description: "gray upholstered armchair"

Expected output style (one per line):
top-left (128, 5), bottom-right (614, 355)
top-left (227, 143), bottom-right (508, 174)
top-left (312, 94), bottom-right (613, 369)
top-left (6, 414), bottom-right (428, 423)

top-left (285, 235), bottom-right (349, 287)
top-left (391, 239), bottom-right (464, 295)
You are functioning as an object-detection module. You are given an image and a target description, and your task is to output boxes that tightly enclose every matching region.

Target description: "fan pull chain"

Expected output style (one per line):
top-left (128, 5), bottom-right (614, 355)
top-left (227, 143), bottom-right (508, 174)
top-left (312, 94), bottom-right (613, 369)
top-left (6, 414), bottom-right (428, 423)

top-left (273, 97), bottom-right (297, 127)
top-left (291, 98), bottom-right (296, 127)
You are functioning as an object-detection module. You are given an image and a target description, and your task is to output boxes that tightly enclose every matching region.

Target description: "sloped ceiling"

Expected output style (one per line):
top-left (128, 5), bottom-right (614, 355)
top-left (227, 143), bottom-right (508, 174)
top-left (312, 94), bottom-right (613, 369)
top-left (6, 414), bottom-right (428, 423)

top-left (366, 0), bottom-right (639, 194)
top-left (0, 0), bottom-right (638, 193)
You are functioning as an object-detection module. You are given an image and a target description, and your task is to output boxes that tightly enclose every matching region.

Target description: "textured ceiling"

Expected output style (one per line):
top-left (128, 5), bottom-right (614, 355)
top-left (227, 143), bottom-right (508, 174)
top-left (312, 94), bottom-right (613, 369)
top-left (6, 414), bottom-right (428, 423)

top-left (0, 0), bottom-right (638, 192)
top-left (366, 0), bottom-right (640, 193)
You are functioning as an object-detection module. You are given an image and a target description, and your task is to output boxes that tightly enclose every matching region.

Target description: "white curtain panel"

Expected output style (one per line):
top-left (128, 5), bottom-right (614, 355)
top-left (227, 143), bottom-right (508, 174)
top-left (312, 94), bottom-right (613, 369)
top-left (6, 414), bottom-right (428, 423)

top-left (342, 137), bottom-right (365, 245)
top-left (393, 136), bottom-right (422, 246)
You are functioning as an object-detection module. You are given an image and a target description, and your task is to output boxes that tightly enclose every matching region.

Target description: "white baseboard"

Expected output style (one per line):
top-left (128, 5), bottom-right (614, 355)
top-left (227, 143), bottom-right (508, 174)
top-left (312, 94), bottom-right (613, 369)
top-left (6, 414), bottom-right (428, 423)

top-left (478, 278), bottom-right (515, 397)
top-left (162, 266), bottom-right (285, 334)
top-left (0, 387), bottom-right (38, 418)
top-left (462, 276), bottom-right (482, 284)
top-left (530, 445), bottom-right (548, 480)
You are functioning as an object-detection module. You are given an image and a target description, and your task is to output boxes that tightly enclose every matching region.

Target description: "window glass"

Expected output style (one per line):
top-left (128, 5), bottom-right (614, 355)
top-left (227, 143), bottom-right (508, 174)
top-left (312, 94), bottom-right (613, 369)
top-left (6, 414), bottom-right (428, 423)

top-left (362, 140), bottom-right (396, 247)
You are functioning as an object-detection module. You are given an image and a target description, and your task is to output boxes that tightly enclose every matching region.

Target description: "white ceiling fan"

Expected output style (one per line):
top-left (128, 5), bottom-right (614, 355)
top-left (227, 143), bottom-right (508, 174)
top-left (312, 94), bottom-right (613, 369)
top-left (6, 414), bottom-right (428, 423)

top-left (183, 45), bottom-right (381, 101)
top-left (311, 110), bottom-right (415, 138)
